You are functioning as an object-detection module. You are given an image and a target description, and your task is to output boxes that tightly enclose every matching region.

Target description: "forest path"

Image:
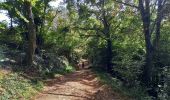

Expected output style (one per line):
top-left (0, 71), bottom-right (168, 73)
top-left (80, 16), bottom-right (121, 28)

top-left (33, 69), bottom-right (122, 100)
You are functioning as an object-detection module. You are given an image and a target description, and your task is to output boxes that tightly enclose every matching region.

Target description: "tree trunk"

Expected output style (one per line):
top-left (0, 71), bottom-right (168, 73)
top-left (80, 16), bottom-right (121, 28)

top-left (101, 4), bottom-right (113, 73)
top-left (106, 39), bottom-right (113, 73)
top-left (152, 0), bottom-right (165, 98)
top-left (25, 1), bottom-right (36, 66)
top-left (139, 0), bottom-right (153, 87)
top-left (154, 0), bottom-right (164, 51)
top-left (143, 26), bottom-right (153, 87)
top-left (138, 0), bottom-right (166, 97)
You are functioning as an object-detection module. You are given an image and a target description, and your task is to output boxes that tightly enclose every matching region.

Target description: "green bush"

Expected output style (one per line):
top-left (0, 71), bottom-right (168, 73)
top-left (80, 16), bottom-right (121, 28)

top-left (157, 66), bottom-right (170, 100)
top-left (0, 73), bottom-right (43, 100)
top-left (92, 68), bottom-right (151, 100)
top-left (38, 55), bottom-right (76, 78)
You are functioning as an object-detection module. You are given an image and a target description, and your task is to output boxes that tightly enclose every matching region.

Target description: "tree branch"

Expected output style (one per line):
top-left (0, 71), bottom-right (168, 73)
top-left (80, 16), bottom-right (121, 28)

top-left (113, 0), bottom-right (139, 9)
top-left (74, 26), bottom-right (107, 40)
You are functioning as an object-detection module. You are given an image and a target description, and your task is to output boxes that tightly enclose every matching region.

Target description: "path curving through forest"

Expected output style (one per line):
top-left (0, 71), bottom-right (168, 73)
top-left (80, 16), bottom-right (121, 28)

top-left (33, 69), bottom-right (123, 100)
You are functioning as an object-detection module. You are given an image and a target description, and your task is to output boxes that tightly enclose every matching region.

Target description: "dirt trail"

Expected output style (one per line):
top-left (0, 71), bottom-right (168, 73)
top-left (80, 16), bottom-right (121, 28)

top-left (33, 69), bottom-right (123, 100)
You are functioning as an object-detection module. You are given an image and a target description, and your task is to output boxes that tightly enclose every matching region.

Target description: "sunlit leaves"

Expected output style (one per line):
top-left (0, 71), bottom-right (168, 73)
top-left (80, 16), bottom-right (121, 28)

top-left (15, 8), bottom-right (29, 23)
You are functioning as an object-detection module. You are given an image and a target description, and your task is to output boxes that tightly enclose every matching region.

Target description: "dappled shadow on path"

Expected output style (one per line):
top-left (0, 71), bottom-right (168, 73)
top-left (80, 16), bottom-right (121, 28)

top-left (34, 69), bottom-right (122, 100)
top-left (44, 69), bottom-right (101, 87)
top-left (43, 93), bottom-right (91, 99)
top-left (34, 69), bottom-right (103, 100)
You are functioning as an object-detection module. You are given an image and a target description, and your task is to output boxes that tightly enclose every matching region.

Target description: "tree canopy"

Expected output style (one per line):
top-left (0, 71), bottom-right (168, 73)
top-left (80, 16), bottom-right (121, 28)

top-left (0, 0), bottom-right (170, 99)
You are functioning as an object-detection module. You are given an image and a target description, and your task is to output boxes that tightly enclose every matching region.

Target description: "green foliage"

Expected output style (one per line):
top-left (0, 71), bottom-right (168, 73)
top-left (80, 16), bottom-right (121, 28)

top-left (50, 56), bottom-right (75, 74)
top-left (0, 0), bottom-right (170, 99)
top-left (0, 45), bottom-right (6, 60)
top-left (86, 37), bottom-right (107, 68)
top-left (113, 43), bottom-right (145, 86)
top-left (0, 73), bottom-right (43, 100)
top-left (55, 64), bottom-right (75, 75)
top-left (0, 21), bottom-right (7, 30)
top-left (36, 54), bottom-right (76, 78)
top-left (92, 67), bottom-right (151, 100)
top-left (155, 22), bottom-right (170, 99)
top-left (157, 66), bottom-right (170, 100)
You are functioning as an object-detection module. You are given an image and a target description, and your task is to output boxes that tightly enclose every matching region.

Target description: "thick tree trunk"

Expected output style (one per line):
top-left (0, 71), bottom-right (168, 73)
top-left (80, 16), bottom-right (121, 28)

top-left (139, 0), bottom-right (153, 87)
top-left (103, 27), bottom-right (113, 73)
top-left (106, 39), bottom-right (113, 73)
top-left (152, 0), bottom-right (165, 98)
top-left (101, 4), bottom-right (113, 73)
top-left (25, 1), bottom-right (36, 66)
top-left (138, 0), bottom-right (166, 97)
top-left (143, 27), bottom-right (153, 87)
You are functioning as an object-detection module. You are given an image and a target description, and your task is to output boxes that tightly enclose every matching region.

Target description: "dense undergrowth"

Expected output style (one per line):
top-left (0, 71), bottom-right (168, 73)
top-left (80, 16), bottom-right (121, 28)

top-left (0, 72), bottom-right (43, 100)
top-left (0, 65), bottom-right (75, 99)
top-left (92, 67), bottom-right (152, 100)
top-left (0, 0), bottom-right (170, 99)
top-left (0, 45), bottom-right (76, 99)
